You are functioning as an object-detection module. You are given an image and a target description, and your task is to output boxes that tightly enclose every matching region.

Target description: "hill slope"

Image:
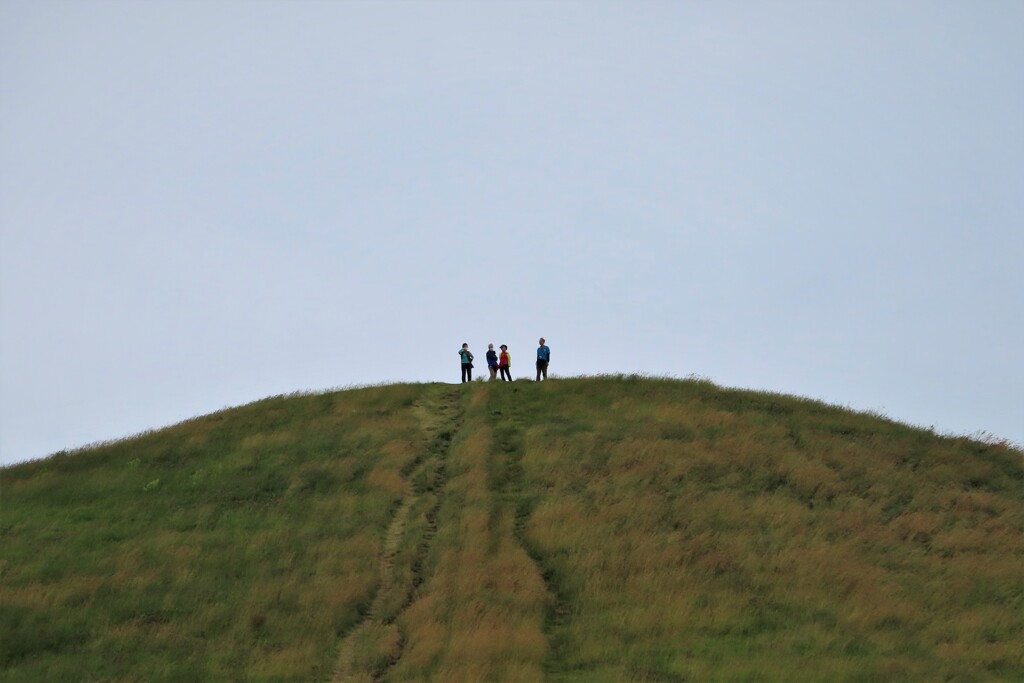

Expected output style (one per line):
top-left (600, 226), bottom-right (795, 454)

top-left (2, 377), bottom-right (1021, 681)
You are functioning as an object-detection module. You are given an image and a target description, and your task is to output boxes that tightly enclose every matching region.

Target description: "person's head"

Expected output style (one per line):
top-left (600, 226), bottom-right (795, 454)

top-left (500, 344), bottom-right (507, 350)
top-left (462, 343), bottom-right (468, 349)
top-left (488, 344), bottom-right (494, 350)
top-left (539, 338), bottom-right (545, 345)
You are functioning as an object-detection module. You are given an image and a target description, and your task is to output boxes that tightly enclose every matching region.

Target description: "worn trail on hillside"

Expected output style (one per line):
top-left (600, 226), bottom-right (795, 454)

top-left (332, 387), bottom-right (462, 683)
top-left (487, 386), bottom-right (571, 675)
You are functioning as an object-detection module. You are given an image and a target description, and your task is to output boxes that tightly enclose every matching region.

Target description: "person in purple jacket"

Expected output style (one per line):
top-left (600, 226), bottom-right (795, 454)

top-left (486, 344), bottom-right (499, 381)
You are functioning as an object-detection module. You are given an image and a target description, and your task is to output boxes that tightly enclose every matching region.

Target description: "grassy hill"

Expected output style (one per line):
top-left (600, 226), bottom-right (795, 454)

top-left (1, 376), bottom-right (1021, 682)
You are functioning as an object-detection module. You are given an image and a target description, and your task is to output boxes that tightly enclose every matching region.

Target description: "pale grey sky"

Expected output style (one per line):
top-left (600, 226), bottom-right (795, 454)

top-left (2, 0), bottom-right (1021, 465)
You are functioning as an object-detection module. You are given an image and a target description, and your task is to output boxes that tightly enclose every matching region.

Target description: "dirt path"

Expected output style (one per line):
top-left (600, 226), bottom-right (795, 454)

top-left (487, 388), bottom-right (569, 675)
top-left (331, 387), bottom-right (461, 682)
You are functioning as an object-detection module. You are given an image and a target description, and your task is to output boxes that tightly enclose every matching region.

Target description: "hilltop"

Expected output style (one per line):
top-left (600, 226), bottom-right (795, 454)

top-left (2, 376), bottom-right (1021, 681)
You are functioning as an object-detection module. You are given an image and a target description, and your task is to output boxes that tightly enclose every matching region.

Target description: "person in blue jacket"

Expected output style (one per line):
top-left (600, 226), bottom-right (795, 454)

top-left (536, 337), bottom-right (551, 381)
top-left (459, 343), bottom-right (474, 383)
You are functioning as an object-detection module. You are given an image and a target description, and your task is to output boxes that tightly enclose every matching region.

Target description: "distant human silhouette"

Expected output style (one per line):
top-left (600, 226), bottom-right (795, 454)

top-left (499, 345), bottom-right (512, 382)
top-left (486, 344), bottom-right (498, 381)
top-left (459, 343), bottom-right (474, 383)
top-left (536, 338), bottom-right (550, 381)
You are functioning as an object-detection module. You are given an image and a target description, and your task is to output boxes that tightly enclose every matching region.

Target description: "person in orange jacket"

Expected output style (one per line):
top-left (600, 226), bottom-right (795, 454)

top-left (498, 344), bottom-right (512, 382)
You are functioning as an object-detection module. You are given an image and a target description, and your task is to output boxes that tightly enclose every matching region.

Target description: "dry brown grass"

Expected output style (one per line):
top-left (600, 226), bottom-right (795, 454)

top-left (391, 394), bottom-right (550, 681)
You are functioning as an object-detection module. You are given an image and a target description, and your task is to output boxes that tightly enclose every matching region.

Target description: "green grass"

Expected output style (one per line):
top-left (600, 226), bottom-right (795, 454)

top-left (1, 384), bottom-right (432, 681)
top-left (2, 376), bottom-right (1021, 681)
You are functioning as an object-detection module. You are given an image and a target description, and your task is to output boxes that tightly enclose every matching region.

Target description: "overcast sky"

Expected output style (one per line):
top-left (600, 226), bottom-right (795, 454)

top-left (1, 0), bottom-right (1021, 466)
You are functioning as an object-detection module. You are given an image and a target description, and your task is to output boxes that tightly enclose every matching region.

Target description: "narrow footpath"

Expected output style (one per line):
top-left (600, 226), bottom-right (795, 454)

top-left (331, 387), bottom-right (462, 683)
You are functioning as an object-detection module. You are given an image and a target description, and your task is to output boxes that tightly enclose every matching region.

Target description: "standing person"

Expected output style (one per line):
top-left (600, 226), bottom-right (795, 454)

top-left (536, 337), bottom-right (551, 381)
top-left (499, 344), bottom-right (512, 382)
top-left (486, 344), bottom-right (499, 381)
top-left (459, 343), bottom-right (474, 383)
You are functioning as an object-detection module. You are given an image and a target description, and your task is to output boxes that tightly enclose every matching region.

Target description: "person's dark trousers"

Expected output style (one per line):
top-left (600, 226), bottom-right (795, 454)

top-left (500, 367), bottom-right (512, 382)
top-left (462, 365), bottom-right (472, 383)
top-left (536, 360), bottom-right (548, 381)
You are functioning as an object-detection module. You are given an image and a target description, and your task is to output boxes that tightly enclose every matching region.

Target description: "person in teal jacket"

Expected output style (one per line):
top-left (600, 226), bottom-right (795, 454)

top-left (459, 343), bottom-right (474, 383)
top-left (536, 338), bottom-right (551, 381)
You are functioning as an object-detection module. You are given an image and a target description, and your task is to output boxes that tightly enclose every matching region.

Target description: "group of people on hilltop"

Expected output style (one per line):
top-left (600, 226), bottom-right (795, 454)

top-left (458, 338), bottom-right (551, 383)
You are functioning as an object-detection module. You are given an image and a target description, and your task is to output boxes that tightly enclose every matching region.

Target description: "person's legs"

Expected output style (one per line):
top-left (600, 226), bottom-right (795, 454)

top-left (536, 360), bottom-right (548, 381)
top-left (462, 365), bottom-right (470, 383)
top-left (489, 366), bottom-right (497, 381)
top-left (500, 367), bottom-right (511, 381)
